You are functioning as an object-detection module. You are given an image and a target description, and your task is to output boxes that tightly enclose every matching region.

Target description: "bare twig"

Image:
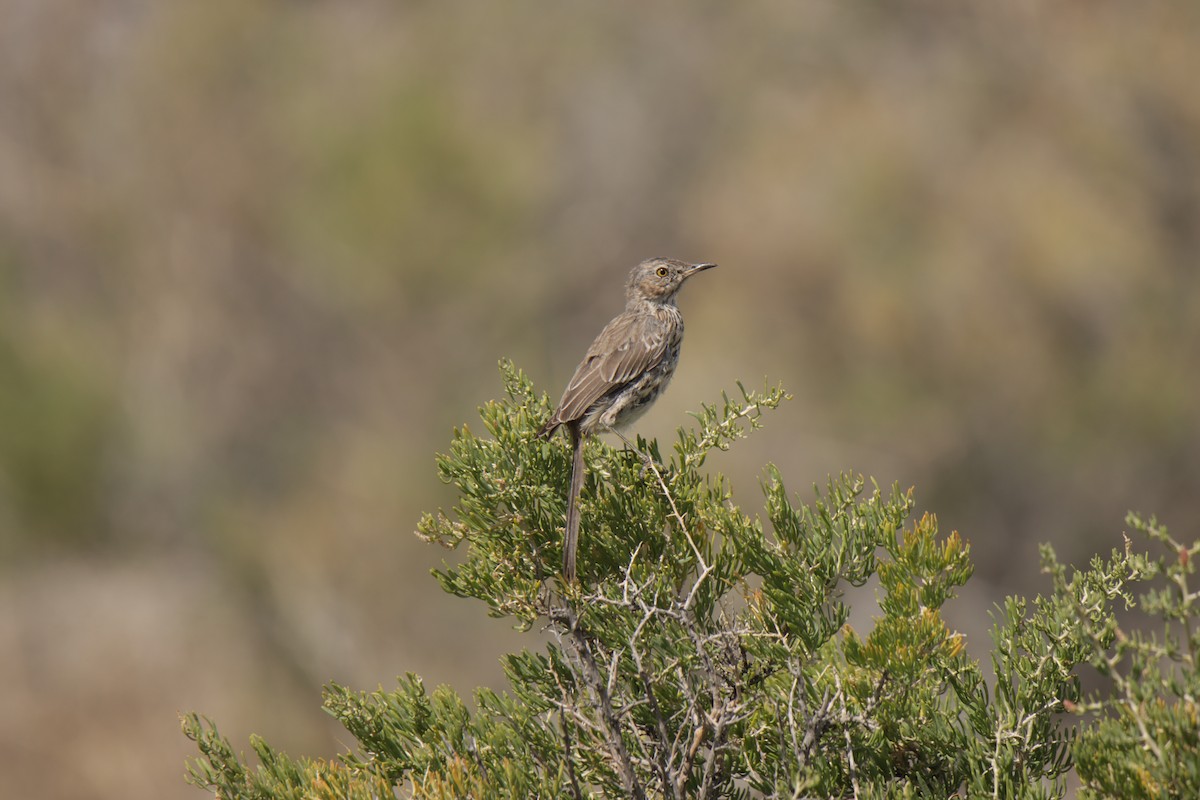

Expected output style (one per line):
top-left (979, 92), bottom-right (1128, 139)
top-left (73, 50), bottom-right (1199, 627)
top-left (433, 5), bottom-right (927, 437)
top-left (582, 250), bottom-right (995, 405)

top-left (560, 707), bottom-right (584, 800)
top-left (628, 605), bottom-right (677, 799)
top-left (697, 706), bottom-right (728, 800)
top-left (553, 604), bottom-right (647, 800)
top-left (548, 661), bottom-right (586, 800)
top-left (677, 723), bottom-right (706, 798)
top-left (834, 672), bottom-right (860, 799)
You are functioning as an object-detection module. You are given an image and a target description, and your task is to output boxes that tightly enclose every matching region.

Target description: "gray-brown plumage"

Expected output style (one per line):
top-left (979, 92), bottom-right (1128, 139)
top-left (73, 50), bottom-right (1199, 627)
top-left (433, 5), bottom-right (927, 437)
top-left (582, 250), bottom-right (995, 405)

top-left (539, 257), bottom-right (716, 582)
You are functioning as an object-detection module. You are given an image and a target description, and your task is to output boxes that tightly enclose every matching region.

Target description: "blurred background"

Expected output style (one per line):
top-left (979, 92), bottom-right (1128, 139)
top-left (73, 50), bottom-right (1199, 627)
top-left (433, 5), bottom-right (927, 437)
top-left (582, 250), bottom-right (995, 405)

top-left (1, 2), bottom-right (1198, 797)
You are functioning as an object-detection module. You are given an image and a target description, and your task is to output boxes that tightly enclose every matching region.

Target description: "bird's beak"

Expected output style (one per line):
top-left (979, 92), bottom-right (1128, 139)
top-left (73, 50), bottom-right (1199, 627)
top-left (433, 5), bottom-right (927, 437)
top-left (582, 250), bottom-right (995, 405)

top-left (685, 262), bottom-right (717, 277)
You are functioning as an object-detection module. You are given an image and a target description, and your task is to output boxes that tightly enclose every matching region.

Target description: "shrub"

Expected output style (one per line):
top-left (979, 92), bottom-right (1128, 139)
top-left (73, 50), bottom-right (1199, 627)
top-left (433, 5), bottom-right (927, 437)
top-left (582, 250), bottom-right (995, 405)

top-left (184, 361), bottom-right (1197, 799)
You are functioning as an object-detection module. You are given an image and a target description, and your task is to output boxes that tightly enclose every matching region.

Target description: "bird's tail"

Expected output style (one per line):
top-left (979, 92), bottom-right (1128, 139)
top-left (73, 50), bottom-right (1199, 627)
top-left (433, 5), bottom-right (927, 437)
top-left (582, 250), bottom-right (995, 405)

top-left (563, 423), bottom-right (585, 582)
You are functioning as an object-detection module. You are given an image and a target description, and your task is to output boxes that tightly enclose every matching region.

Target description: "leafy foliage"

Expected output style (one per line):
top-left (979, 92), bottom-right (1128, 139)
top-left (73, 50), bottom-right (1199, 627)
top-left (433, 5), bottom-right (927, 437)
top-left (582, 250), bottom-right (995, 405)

top-left (1070, 515), bottom-right (1200, 799)
top-left (184, 361), bottom-right (1200, 798)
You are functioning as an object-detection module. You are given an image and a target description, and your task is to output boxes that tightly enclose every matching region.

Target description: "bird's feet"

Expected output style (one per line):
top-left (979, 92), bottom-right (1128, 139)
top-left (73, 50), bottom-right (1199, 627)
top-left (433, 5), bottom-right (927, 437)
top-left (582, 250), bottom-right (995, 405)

top-left (608, 429), bottom-right (661, 478)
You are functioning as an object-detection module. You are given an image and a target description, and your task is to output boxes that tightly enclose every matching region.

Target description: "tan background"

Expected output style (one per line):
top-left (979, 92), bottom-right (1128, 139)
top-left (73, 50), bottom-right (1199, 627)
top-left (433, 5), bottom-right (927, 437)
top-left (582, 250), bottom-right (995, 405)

top-left (2, 2), bottom-right (1198, 798)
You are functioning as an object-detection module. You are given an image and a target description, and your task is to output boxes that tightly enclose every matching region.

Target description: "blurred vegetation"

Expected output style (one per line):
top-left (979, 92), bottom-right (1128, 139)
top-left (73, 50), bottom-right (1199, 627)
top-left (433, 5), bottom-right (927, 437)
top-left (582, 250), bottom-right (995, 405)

top-left (1, 2), bottom-right (1198, 799)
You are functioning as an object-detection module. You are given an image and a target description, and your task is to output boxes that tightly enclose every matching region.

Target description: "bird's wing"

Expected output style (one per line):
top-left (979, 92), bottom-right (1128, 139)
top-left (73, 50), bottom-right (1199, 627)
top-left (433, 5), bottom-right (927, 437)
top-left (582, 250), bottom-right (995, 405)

top-left (550, 311), bottom-right (667, 426)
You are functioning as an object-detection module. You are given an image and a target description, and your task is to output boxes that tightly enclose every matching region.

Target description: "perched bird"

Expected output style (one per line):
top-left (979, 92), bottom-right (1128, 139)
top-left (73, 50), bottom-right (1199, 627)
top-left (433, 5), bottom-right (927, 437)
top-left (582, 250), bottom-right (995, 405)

top-left (538, 257), bottom-right (717, 582)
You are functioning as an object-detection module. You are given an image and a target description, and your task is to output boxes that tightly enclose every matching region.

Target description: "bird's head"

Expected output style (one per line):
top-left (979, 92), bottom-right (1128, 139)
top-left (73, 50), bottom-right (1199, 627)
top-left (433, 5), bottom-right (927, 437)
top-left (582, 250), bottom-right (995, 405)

top-left (626, 258), bottom-right (717, 305)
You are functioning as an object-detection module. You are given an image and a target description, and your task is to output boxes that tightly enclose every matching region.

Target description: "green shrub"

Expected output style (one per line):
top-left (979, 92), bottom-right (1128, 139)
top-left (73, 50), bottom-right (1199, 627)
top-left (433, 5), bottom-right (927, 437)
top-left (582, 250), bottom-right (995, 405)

top-left (184, 361), bottom-right (1198, 799)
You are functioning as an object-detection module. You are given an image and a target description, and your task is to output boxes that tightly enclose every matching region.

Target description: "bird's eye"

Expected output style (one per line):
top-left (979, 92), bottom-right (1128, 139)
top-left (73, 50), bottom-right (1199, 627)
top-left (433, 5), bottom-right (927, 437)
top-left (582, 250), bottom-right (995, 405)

top-left (655, 267), bottom-right (669, 277)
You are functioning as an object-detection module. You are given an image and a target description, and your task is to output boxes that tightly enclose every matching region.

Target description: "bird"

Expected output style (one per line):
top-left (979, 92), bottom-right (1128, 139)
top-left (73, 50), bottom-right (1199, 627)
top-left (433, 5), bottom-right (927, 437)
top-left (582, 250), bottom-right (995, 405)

top-left (538, 257), bottom-right (717, 582)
